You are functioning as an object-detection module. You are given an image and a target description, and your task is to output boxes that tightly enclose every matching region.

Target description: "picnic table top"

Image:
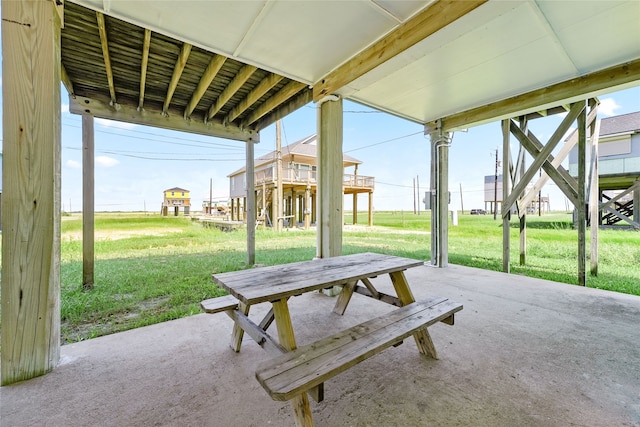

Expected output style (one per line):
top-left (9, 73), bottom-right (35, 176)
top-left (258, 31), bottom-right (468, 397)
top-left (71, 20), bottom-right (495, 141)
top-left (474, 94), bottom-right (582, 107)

top-left (212, 252), bottom-right (424, 305)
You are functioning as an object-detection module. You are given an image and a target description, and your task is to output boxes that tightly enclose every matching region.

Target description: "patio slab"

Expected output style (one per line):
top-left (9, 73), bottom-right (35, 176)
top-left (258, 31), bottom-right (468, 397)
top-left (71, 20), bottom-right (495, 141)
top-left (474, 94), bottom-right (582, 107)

top-left (1, 264), bottom-right (639, 426)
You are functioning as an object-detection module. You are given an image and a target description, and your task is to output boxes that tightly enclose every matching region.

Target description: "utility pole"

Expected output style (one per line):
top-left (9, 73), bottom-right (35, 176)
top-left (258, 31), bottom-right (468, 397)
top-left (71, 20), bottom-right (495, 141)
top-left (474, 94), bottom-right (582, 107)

top-left (413, 177), bottom-right (416, 214)
top-left (275, 120), bottom-right (283, 231)
top-left (209, 178), bottom-right (213, 216)
top-left (459, 182), bottom-right (464, 214)
top-left (416, 175), bottom-right (420, 215)
top-left (538, 169), bottom-right (542, 216)
top-left (493, 148), bottom-right (499, 220)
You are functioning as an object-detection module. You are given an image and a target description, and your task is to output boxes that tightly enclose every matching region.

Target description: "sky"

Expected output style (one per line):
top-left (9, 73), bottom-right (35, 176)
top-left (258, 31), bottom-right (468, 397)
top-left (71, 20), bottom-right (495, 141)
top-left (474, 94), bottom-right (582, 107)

top-left (0, 51), bottom-right (639, 214)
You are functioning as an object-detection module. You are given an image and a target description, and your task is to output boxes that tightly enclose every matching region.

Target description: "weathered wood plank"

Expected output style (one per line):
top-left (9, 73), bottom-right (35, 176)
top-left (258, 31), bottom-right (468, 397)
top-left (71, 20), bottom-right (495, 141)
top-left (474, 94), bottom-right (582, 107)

top-left (138, 28), bottom-right (151, 110)
top-left (213, 253), bottom-right (422, 305)
top-left (225, 72), bottom-right (283, 124)
top-left (200, 295), bottom-right (239, 314)
top-left (1, 0), bottom-right (62, 385)
top-left (207, 64), bottom-right (257, 120)
top-left (332, 280), bottom-right (357, 315)
top-left (242, 80), bottom-right (306, 127)
top-left (272, 299), bottom-right (314, 427)
top-left (163, 42), bottom-right (192, 114)
top-left (353, 285), bottom-right (401, 307)
top-left (256, 298), bottom-right (462, 401)
top-left (390, 271), bottom-right (437, 358)
top-left (96, 12), bottom-right (116, 104)
top-left (184, 54), bottom-right (227, 119)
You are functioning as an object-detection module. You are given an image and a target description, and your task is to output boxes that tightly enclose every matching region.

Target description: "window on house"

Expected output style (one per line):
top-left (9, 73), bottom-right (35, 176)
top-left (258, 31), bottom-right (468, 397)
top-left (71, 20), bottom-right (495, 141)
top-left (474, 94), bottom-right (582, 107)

top-left (171, 191), bottom-right (175, 196)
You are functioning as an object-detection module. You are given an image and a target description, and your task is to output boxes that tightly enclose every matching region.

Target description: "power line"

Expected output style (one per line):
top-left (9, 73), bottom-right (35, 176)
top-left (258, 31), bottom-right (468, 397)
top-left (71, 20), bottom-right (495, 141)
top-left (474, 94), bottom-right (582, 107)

top-left (344, 131), bottom-right (423, 153)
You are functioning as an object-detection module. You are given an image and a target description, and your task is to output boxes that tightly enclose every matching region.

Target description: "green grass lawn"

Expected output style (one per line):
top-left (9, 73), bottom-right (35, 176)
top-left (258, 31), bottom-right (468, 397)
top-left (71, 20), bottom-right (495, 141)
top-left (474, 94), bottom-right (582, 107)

top-left (5, 210), bottom-right (639, 343)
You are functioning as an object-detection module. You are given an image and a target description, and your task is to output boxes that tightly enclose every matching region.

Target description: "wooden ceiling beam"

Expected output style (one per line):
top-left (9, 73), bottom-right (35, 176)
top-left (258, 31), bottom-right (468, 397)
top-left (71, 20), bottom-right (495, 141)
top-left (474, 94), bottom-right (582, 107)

top-left (138, 28), bottom-right (151, 111)
top-left (163, 42), bottom-right (192, 115)
top-left (224, 73), bottom-right (284, 125)
top-left (242, 81), bottom-right (307, 128)
top-left (254, 88), bottom-right (312, 132)
top-left (312, 0), bottom-right (487, 101)
top-left (96, 12), bottom-right (117, 105)
top-left (206, 64), bottom-right (257, 121)
top-left (69, 94), bottom-right (258, 142)
top-left (184, 54), bottom-right (227, 119)
top-left (61, 63), bottom-right (74, 97)
top-left (430, 58), bottom-right (640, 132)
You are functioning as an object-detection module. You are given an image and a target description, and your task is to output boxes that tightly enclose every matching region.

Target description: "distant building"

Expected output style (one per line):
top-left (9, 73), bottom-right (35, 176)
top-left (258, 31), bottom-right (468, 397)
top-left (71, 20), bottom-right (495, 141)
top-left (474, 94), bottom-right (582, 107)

top-left (484, 174), bottom-right (548, 214)
top-left (228, 134), bottom-right (375, 227)
top-left (161, 187), bottom-right (191, 216)
top-left (568, 111), bottom-right (640, 227)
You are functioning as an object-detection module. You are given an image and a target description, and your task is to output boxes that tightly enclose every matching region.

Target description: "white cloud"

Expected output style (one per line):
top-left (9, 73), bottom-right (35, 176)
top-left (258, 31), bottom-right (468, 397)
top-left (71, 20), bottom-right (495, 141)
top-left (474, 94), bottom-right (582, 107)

top-left (598, 98), bottom-right (621, 117)
top-left (95, 118), bottom-right (138, 130)
top-left (66, 159), bottom-right (81, 169)
top-left (61, 103), bottom-right (70, 113)
top-left (95, 156), bottom-right (120, 167)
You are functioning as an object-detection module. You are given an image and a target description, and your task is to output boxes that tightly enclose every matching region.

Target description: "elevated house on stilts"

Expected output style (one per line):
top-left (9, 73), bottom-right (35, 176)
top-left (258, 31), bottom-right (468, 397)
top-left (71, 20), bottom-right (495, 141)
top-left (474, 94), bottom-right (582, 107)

top-left (227, 135), bottom-right (374, 228)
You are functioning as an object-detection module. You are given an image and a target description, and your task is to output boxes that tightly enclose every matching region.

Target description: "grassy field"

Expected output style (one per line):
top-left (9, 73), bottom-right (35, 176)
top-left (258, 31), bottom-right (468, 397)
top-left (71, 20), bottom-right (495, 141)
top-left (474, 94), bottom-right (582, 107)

top-left (4, 210), bottom-right (639, 343)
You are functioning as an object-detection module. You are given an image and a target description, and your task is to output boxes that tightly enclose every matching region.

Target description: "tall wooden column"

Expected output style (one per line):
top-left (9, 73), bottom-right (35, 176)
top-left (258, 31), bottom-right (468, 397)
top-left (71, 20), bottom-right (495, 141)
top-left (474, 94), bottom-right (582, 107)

top-left (246, 140), bottom-right (256, 265)
top-left (589, 117), bottom-right (600, 277)
top-left (368, 192), bottom-right (373, 226)
top-left (634, 184), bottom-right (640, 225)
top-left (82, 114), bottom-right (95, 289)
top-left (316, 95), bottom-right (343, 259)
top-left (427, 121), bottom-right (450, 268)
top-left (577, 101), bottom-right (587, 286)
top-left (2, 0), bottom-right (62, 385)
top-left (501, 119), bottom-right (511, 273)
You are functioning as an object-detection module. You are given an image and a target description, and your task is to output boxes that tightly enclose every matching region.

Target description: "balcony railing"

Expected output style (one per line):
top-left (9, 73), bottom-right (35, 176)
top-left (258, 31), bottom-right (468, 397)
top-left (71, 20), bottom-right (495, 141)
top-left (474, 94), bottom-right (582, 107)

top-left (254, 167), bottom-right (374, 190)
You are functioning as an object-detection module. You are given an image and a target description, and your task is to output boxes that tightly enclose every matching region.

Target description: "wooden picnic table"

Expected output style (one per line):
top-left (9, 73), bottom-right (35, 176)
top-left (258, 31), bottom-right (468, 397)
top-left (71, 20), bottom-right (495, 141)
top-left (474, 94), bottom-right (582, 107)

top-left (203, 252), bottom-right (462, 427)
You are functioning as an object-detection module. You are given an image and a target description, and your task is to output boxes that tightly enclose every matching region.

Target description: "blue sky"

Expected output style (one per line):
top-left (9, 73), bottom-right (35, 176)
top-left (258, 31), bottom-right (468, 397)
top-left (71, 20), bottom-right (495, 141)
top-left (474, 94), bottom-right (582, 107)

top-left (0, 48), bottom-right (638, 213)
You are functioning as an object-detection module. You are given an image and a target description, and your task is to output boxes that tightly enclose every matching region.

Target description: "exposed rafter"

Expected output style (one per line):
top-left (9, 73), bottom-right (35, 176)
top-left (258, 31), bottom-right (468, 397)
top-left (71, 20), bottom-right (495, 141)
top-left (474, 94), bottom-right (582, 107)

top-left (184, 54), bottom-right (227, 119)
top-left (95, 12), bottom-right (117, 105)
top-left (61, 63), bottom-right (74, 97)
top-left (432, 58), bottom-right (640, 132)
top-left (225, 73), bottom-right (284, 125)
top-left (138, 28), bottom-right (151, 111)
top-left (255, 89), bottom-right (312, 132)
top-left (312, 0), bottom-right (488, 101)
top-left (243, 81), bottom-right (307, 128)
top-left (207, 64), bottom-right (257, 121)
top-left (163, 42), bottom-right (192, 115)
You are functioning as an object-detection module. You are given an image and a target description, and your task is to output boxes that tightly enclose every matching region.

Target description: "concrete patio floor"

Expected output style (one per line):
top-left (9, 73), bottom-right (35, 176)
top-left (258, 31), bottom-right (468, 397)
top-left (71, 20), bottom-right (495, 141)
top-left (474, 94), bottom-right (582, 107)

top-left (1, 264), bottom-right (639, 427)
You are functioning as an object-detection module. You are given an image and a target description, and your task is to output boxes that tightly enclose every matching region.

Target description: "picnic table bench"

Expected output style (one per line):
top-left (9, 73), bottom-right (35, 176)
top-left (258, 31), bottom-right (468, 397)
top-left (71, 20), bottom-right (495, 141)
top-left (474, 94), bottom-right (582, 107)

top-left (201, 252), bottom-right (462, 427)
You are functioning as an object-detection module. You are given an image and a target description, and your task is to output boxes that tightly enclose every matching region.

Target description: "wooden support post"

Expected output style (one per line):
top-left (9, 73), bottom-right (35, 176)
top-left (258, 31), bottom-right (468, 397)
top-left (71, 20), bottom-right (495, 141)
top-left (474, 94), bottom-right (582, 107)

top-left (304, 185), bottom-right (311, 229)
top-left (246, 140), bottom-right (256, 265)
top-left (316, 96), bottom-right (343, 259)
top-left (577, 101), bottom-right (587, 286)
top-left (589, 115), bottom-right (600, 276)
top-left (634, 184), bottom-right (640, 225)
top-left (291, 190), bottom-right (297, 228)
top-left (82, 114), bottom-right (95, 290)
top-left (368, 192), bottom-right (373, 226)
top-left (2, 0), bottom-right (62, 385)
top-left (353, 193), bottom-right (358, 224)
top-left (501, 119), bottom-right (511, 273)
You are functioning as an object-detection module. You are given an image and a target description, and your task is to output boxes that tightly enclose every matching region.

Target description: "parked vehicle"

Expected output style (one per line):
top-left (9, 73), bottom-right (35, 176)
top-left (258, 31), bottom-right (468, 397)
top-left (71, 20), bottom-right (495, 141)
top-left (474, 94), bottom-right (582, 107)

top-left (470, 209), bottom-right (487, 215)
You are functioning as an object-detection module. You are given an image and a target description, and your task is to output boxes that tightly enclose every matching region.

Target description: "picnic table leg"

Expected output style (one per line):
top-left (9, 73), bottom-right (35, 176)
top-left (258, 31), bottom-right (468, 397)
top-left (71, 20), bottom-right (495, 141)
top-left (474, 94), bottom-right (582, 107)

top-left (230, 301), bottom-right (250, 352)
top-left (272, 299), bottom-right (315, 427)
top-left (333, 280), bottom-right (357, 315)
top-left (389, 271), bottom-right (439, 359)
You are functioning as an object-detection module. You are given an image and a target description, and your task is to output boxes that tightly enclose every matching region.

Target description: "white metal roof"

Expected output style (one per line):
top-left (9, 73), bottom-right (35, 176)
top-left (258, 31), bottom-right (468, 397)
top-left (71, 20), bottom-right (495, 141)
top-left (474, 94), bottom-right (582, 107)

top-left (71, 0), bottom-right (640, 129)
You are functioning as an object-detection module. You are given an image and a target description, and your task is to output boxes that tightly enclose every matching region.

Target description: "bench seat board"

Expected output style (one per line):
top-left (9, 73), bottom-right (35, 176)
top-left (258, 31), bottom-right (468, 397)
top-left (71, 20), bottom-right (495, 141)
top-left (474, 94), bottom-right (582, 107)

top-left (200, 295), bottom-right (240, 314)
top-left (256, 297), bottom-right (463, 401)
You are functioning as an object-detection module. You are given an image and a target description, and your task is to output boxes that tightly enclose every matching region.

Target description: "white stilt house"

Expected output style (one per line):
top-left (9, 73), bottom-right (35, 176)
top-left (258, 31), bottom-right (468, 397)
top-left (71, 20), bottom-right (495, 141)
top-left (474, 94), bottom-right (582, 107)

top-left (2, 1), bottom-right (639, 399)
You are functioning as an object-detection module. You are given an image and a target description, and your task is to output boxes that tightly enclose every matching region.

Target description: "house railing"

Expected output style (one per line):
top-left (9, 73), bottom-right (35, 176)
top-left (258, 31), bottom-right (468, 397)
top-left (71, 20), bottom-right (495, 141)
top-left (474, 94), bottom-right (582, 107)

top-left (254, 167), bottom-right (374, 190)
